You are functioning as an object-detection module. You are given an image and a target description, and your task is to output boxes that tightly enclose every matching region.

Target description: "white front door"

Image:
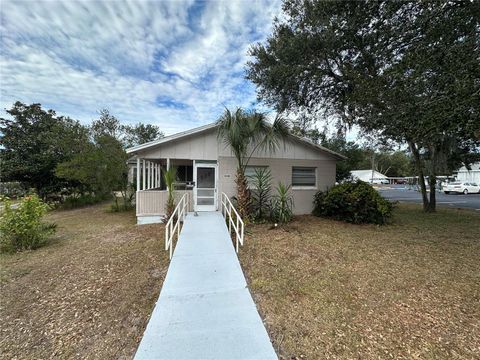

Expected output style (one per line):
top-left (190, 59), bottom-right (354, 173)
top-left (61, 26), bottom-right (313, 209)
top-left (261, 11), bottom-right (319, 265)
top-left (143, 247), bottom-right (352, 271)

top-left (193, 162), bottom-right (217, 211)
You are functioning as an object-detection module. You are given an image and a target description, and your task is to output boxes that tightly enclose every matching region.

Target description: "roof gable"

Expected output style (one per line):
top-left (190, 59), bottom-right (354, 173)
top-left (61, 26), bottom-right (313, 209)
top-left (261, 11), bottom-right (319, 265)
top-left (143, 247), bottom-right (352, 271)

top-left (126, 122), bottom-right (346, 160)
top-left (126, 123), bottom-right (217, 154)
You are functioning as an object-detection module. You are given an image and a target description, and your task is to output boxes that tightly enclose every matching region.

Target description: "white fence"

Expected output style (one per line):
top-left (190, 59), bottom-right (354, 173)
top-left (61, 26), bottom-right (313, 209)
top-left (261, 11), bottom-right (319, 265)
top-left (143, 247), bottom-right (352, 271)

top-left (220, 192), bottom-right (245, 253)
top-left (165, 193), bottom-right (189, 259)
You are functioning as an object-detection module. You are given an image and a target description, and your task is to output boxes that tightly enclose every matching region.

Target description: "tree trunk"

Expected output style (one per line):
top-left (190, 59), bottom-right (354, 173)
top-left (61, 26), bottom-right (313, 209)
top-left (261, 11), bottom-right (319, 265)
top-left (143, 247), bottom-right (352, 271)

top-left (408, 141), bottom-right (429, 211)
top-left (427, 175), bottom-right (437, 212)
top-left (235, 169), bottom-right (251, 220)
top-left (426, 143), bottom-right (440, 213)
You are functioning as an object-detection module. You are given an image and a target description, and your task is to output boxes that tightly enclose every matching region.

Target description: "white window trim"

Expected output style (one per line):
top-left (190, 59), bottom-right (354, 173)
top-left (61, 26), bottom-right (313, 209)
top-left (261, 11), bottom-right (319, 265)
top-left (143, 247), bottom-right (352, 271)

top-left (291, 167), bottom-right (317, 190)
top-left (291, 185), bottom-right (318, 190)
top-left (245, 165), bottom-right (269, 190)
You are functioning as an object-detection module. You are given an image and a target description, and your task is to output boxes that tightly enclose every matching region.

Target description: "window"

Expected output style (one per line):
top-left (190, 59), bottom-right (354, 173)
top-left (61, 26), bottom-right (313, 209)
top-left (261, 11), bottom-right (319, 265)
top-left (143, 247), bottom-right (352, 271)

top-left (245, 166), bottom-right (268, 188)
top-left (292, 167), bottom-right (316, 188)
top-left (173, 165), bottom-right (193, 190)
top-left (177, 165), bottom-right (193, 183)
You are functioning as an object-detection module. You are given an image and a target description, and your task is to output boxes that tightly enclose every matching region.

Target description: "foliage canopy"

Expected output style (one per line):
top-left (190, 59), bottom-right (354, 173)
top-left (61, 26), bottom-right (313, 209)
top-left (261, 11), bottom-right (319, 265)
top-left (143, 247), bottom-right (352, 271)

top-left (247, 0), bottom-right (480, 211)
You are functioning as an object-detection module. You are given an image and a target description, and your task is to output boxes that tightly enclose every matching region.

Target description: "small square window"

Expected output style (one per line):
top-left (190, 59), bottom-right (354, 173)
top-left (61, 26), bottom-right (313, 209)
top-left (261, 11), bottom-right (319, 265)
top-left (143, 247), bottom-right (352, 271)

top-left (292, 167), bottom-right (316, 187)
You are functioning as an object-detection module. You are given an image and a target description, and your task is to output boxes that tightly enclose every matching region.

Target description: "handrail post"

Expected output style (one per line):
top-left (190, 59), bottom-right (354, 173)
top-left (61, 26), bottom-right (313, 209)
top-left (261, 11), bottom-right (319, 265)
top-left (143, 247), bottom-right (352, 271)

top-left (236, 216), bottom-right (240, 252)
top-left (164, 193), bottom-right (189, 260)
top-left (165, 226), bottom-right (168, 250)
top-left (220, 193), bottom-right (245, 253)
top-left (183, 196), bottom-right (186, 222)
top-left (177, 211), bottom-right (181, 237)
top-left (240, 222), bottom-right (244, 246)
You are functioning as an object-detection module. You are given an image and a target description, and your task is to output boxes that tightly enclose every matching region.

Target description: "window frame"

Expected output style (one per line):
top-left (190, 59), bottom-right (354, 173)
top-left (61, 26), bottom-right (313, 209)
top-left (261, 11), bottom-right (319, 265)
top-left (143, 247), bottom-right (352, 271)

top-left (291, 166), bottom-right (317, 190)
top-left (245, 165), bottom-right (269, 190)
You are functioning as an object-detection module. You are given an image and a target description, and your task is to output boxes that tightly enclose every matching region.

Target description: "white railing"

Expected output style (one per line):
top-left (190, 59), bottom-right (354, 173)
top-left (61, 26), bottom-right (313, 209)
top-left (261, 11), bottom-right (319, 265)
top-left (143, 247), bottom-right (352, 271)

top-left (221, 192), bottom-right (245, 253)
top-left (165, 193), bottom-right (189, 259)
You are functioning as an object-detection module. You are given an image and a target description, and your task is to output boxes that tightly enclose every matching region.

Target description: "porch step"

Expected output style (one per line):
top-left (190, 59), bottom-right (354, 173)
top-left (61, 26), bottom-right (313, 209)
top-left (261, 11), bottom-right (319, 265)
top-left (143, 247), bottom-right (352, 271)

top-left (134, 211), bottom-right (277, 360)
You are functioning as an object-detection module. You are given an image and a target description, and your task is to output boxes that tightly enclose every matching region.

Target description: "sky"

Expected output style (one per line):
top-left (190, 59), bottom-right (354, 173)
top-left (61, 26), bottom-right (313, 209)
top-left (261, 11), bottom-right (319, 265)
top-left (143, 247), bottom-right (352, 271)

top-left (0, 0), bottom-right (283, 135)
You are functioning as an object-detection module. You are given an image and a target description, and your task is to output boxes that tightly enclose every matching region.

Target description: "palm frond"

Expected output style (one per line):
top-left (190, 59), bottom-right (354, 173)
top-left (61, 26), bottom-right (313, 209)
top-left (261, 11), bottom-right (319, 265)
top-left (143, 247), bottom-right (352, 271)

top-left (216, 107), bottom-right (250, 168)
top-left (163, 166), bottom-right (177, 195)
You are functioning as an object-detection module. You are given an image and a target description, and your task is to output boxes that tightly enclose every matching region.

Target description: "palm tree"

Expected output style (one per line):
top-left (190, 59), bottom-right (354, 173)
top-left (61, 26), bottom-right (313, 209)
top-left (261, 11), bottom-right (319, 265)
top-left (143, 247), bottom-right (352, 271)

top-left (163, 166), bottom-right (177, 221)
top-left (216, 108), bottom-right (289, 219)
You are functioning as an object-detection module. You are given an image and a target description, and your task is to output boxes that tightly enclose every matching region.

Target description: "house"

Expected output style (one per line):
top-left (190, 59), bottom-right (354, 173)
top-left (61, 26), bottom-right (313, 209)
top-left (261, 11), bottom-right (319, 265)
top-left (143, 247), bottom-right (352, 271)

top-left (454, 162), bottom-right (480, 183)
top-left (126, 123), bottom-right (345, 224)
top-left (350, 169), bottom-right (389, 183)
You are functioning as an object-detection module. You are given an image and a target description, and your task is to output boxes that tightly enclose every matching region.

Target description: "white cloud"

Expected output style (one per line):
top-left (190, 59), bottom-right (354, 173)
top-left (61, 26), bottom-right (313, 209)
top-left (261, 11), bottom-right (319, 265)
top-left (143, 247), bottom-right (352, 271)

top-left (0, 0), bottom-right (282, 134)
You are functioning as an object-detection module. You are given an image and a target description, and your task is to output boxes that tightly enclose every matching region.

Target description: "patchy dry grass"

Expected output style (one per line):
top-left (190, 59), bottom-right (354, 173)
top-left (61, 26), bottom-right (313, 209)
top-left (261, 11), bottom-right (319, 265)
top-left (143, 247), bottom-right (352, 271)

top-left (0, 204), bottom-right (167, 360)
top-left (240, 204), bottom-right (480, 359)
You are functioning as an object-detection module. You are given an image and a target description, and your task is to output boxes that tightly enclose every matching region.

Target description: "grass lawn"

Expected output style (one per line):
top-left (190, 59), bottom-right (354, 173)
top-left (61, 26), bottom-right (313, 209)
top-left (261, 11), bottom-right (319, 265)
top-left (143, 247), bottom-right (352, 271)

top-left (0, 204), bottom-right (168, 359)
top-left (240, 204), bottom-right (480, 359)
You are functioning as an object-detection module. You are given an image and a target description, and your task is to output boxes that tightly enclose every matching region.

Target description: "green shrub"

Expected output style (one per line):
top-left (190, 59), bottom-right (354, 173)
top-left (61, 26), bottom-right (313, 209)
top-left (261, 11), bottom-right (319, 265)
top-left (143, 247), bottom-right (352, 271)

top-left (61, 193), bottom-right (110, 209)
top-left (109, 196), bottom-right (134, 212)
top-left (0, 195), bottom-right (56, 253)
top-left (313, 181), bottom-right (394, 225)
top-left (112, 183), bottom-right (136, 212)
top-left (270, 182), bottom-right (294, 223)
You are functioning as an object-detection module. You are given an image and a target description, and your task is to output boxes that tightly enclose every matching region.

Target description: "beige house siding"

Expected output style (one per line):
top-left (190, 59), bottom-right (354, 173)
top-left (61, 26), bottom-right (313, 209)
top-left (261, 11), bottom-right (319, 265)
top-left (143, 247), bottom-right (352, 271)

top-left (218, 156), bottom-right (336, 214)
top-left (218, 137), bottom-right (335, 161)
top-left (136, 190), bottom-right (193, 216)
top-left (137, 129), bottom-right (218, 160)
top-left (137, 130), bottom-right (336, 162)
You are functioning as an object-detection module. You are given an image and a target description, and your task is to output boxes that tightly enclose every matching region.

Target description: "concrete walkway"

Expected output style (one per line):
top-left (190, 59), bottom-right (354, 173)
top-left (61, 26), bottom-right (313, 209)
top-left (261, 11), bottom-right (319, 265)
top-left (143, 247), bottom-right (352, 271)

top-left (135, 211), bottom-right (277, 360)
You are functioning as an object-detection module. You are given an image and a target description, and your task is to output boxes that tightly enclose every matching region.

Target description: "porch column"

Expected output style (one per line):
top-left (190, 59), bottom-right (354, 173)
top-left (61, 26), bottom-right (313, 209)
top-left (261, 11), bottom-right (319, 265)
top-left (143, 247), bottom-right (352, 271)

top-left (167, 158), bottom-right (170, 170)
top-left (151, 162), bottom-right (154, 188)
top-left (155, 164), bottom-right (159, 188)
top-left (136, 157), bottom-right (140, 191)
top-left (153, 163), bottom-right (157, 188)
top-left (147, 161), bottom-right (151, 189)
top-left (142, 159), bottom-right (146, 190)
top-left (152, 162), bottom-right (155, 189)
top-left (153, 164), bottom-right (156, 188)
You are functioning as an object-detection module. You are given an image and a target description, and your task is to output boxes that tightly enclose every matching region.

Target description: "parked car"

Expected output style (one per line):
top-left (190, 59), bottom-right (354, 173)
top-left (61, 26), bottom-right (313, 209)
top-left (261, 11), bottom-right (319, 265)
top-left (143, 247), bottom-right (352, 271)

top-left (444, 182), bottom-right (480, 194)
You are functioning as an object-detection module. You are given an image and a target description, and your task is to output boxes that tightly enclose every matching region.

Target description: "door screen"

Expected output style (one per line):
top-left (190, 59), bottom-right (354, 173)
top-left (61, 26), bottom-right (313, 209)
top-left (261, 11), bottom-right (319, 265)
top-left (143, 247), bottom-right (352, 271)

top-left (196, 167), bottom-right (215, 207)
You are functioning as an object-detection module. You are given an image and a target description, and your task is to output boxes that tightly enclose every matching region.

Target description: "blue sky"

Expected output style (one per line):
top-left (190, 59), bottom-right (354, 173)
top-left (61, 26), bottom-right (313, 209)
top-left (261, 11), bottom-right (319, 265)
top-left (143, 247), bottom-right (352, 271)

top-left (0, 0), bottom-right (283, 134)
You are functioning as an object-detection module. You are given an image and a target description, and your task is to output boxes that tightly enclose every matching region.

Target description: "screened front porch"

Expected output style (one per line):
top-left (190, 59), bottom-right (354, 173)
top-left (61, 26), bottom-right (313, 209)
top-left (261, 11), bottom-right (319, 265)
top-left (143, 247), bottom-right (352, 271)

top-left (134, 158), bottom-right (194, 223)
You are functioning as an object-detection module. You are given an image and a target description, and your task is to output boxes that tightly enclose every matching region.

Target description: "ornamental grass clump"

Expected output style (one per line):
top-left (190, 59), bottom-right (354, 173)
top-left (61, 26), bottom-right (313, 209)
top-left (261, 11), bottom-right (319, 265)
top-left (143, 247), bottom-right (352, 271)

top-left (313, 181), bottom-right (394, 225)
top-left (0, 194), bottom-right (56, 253)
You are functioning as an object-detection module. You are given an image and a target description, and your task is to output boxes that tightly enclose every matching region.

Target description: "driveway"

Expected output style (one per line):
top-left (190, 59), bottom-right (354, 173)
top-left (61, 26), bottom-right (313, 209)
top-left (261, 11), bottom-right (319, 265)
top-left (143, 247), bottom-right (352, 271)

top-left (377, 185), bottom-right (480, 211)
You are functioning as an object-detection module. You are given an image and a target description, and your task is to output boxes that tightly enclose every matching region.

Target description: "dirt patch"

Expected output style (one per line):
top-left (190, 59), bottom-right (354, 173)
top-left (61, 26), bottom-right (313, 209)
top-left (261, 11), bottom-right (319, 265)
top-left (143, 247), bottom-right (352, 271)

top-left (240, 204), bottom-right (480, 359)
top-left (0, 204), bottom-right (168, 360)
